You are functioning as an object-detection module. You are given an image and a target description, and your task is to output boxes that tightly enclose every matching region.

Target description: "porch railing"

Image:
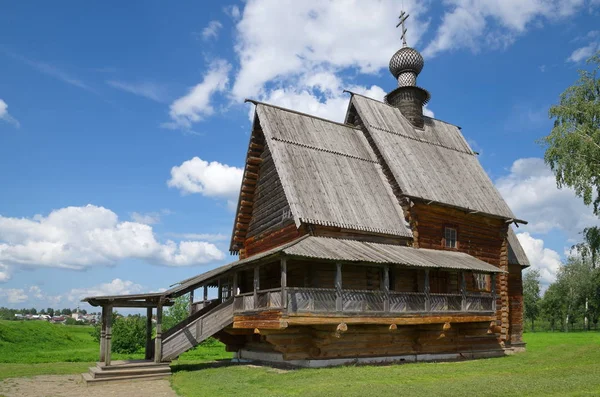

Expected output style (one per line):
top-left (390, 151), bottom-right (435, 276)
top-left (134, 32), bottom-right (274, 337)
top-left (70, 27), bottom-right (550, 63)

top-left (233, 287), bottom-right (495, 315)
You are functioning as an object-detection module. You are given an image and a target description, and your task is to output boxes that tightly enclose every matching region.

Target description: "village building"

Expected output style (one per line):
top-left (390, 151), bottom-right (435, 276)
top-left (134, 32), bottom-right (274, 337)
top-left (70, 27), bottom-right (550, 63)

top-left (82, 13), bottom-right (529, 382)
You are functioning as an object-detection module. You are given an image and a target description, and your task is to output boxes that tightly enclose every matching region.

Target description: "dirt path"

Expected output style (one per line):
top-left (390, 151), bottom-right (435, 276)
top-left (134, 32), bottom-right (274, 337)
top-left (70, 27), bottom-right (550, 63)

top-left (0, 375), bottom-right (178, 397)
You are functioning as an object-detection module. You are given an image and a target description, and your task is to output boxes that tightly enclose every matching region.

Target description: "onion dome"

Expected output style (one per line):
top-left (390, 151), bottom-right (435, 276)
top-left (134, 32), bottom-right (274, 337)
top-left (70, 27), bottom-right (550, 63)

top-left (389, 47), bottom-right (424, 87)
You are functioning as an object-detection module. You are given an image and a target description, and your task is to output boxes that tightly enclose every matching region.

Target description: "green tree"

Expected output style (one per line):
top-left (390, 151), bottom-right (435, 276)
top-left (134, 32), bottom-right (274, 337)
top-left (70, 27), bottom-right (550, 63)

top-left (46, 308), bottom-right (54, 317)
top-left (91, 312), bottom-right (147, 354)
top-left (523, 269), bottom-right (541, 331)
top-left (164, 294), bottom-right (191, 330)
top-left (541, 51), bottom-right (600, 264)
top-left (541, 283), bottom-right (565, 331)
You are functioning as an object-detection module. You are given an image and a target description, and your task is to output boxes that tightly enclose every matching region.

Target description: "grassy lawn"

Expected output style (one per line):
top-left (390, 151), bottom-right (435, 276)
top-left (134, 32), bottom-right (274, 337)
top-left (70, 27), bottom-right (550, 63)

top-left (171, 332), bottom-right (600, 397)
top-left (0, 320), bottom-right (229, 380)
top-left (3, 320), bottom-right (600, 396)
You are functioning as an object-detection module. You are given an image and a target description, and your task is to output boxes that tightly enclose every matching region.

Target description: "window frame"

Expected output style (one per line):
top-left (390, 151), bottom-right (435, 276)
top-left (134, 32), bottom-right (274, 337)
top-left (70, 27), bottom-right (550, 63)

top-left (442, 224), bottom-right (459, 250)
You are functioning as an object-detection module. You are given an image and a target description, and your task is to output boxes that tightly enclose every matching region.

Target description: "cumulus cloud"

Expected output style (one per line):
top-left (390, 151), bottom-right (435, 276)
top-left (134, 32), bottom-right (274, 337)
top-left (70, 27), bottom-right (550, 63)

top-left (201, 20), bottom-right (223, 41)
top-left (232, 0), bottom-right (429, 101)
top-left (517, 232), bottom-right (563, 285)
top-left (0, 205), bottom-right (225, 278)
top-left (0, 99), bottom-right (20, 128)
top-left (164, 59), bottom-right (231, 129)
top-left (496, 157), bottom-right (600, 238)
top-left (0, 288), bottom-right (28, 304)
top-left (168, 157), bottom-right (243, 208)
top-left (423, 0), bottom-right (587, 58)
top-left (67, 278), bottom-right (144, 302)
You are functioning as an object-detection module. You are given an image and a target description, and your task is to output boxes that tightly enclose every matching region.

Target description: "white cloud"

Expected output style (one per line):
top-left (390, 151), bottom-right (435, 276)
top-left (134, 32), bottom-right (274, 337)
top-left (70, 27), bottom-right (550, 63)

top-left (224, 5), bottom-right (241, 20)
top-left (423, 0), bottom-right (587, 58)
top-left (0, 288), bottom-right (28, 304)
top-left (29, 285), bottom-right (43, 299)
top-left (201, 20), bottom-right (223, 41)
top-left (168, 157), bottom-right (243, 207)
top-left (232, 0), bottom-right (429, 101)
top-left (165, 59), bottom-right (231, 129)
top-left (166, 233), bottom-right (228, 242)
top-left (0, 205), bottom-right (225, 277)
top-left (0, 99), bottom-right (20, 128)
top-left (423, 106), bottom-right (435, 118)
top-left (0, 263), bottom-right (9, 282)
top-left (517, 232), bottom-right (562, 285)
top-left (67, 278), bottom-right (144, 302)
top-left (106, 80), bottom-right (167, 102)
top-left (568, 41), bottom-right (599, 63)
top-left (496, 158), bottom-right (600, 237)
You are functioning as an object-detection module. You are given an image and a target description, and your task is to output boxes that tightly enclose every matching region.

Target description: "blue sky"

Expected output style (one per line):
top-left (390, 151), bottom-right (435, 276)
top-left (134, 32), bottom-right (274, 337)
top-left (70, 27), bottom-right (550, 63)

top-left (1, 0), bottom-right (599, 309)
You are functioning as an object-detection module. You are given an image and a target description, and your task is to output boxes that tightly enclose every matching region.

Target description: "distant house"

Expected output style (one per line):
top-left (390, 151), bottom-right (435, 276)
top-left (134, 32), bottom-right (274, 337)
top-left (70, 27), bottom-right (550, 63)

top-left (84, 14), bottom-right (529, 369)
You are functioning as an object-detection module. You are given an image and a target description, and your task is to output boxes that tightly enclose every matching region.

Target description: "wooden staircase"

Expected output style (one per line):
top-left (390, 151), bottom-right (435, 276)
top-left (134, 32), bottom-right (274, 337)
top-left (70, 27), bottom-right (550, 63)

top-left (82, 299), bottom-right (234, 384)
top-left (161, 298), bottom-right (234, 361)
top-left (82, 360), bottom-right (171, 385)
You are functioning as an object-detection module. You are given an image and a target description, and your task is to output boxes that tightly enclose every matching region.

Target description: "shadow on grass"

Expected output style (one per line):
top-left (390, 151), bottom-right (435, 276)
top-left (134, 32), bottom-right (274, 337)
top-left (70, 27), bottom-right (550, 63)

top-left (171, 359), bottom-right (239, 373)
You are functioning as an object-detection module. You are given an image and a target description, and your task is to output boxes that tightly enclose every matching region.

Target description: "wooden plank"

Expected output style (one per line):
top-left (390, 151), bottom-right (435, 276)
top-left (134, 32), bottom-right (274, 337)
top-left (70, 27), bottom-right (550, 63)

top-left (286, 315), bottom-right (495, 326)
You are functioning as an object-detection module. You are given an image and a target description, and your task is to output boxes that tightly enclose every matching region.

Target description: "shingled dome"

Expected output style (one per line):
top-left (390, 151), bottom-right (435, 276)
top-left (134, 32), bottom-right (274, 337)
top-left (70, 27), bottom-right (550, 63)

top-left (389, 46), bottom-right (424, 79)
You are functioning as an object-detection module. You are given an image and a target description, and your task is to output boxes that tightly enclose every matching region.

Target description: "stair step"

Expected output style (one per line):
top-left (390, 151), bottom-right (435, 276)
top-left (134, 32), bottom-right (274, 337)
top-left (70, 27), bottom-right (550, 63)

top-left (89, 365), bottom-right (171, 379)
top-left (96, 360), bottom-right (170, 370)
top-left (82, 372), bottom-right (170, 385)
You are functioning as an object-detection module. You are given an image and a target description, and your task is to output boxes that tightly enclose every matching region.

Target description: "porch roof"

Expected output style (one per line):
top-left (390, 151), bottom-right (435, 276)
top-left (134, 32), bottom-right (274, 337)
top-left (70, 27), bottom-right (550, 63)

top-left (166, 236), bottom-right (504, 297)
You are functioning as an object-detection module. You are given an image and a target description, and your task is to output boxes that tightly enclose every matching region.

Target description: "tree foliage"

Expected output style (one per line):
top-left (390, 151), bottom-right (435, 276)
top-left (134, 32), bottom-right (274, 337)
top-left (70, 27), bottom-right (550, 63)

top-left (164, 294), bottom-right (191, 330)
top-left (523, 269), bottom-right (541, 331)
top-left (92, 312), bottom-right (147, 354)
top-left (541, 51), bottom-right (600, 264)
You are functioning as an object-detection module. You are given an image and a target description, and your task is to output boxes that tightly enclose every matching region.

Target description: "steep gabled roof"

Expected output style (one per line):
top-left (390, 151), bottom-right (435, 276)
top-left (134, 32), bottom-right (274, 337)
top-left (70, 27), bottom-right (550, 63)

top-left (256, 102), bottom-right (412, 238)
top-left (507, 227), bottom-right (530, 267)
top-left (349, 94), bottom-right (522, 222)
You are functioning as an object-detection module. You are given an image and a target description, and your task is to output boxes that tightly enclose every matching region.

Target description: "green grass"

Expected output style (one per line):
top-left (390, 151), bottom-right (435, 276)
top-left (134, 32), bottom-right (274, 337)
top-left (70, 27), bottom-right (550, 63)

top-left (3, 320), bottom-right (600, 396)
top-left (171, 332), bottom-right (600, 397)
top-left (0, 320), bottom-right (230, 380)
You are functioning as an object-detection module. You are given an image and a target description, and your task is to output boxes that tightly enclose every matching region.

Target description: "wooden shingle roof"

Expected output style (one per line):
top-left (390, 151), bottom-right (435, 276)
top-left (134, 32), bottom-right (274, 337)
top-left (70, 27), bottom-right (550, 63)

top-left (507, 227), bottom-right (530, 267)
top-left (255, 102), bottom-right (413, 238)
top-left (349, 94), bottom-right (523, 222)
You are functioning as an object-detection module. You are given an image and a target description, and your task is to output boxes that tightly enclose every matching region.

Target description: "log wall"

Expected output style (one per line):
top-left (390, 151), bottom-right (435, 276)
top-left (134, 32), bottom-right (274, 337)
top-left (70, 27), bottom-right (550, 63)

top-left (508, 263), bottom-right (524, 344)
top-left (225, 322), bottom-right (502, 361)
top-left (409, 203), bottom-right (511, 341)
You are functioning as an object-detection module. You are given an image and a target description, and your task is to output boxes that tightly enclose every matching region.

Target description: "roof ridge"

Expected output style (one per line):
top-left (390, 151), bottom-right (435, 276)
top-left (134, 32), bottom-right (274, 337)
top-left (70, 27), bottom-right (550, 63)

top-left (367, 123), bottom-right (474, 155)
top-left (246, 99), bottom-right (361, 130)
top-left (271, 137), bottom-right (379, 164)
top-left (345, 90), bottom-right (463, 129)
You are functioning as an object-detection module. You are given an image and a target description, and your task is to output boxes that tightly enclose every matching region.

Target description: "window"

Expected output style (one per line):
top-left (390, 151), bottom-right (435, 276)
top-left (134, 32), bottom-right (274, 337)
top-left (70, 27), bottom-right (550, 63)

top-left (473, 273), bottom-right (491, 292)
top-left (444, 227), bottom-right (457, 248)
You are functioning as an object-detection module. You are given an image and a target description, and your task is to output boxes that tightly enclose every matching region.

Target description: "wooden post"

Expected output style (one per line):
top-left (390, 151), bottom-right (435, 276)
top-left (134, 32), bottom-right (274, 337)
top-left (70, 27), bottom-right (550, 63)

top-left (104, 305), bottom-right (113, 366)
top-left (253, 266), bottom-right (260, 309)
top-left (218, 278), bottom-right (223, 302)
top-left (203, 284), bottom-right (208, 304)
top-left (461, 272), bottom-right (467, 312)
top-left (383, 265), bottom-right (390, 313)
top-left (491, 273), bottom-right (497, 312)
top-left (281, 257), bottom-right (287, 310)
top-left (145, 307), bottom-right (153, 360)
top-left (424, 269), bottom-right (431, 312)
top-left (335, 263), bottom-right (343, 312)
top-left (99, 305), bottom-right (107, 362)
top-left (154, 302), bottom-right (163, 363)
top-left (233, 272), bottom-right (239, 296)
top-left (189, 290), bottom-right (195, 316)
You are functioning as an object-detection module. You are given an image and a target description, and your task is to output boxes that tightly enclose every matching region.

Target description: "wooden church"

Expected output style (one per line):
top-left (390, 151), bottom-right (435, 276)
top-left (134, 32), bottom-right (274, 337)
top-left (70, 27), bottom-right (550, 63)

top-left (83, 13), bottom-right (529, 378)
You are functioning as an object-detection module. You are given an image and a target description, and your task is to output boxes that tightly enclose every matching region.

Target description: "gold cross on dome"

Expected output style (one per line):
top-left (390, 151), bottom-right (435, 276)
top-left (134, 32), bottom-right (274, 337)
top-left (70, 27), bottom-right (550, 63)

top-left (396, 11), bottom-right (409, 47)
